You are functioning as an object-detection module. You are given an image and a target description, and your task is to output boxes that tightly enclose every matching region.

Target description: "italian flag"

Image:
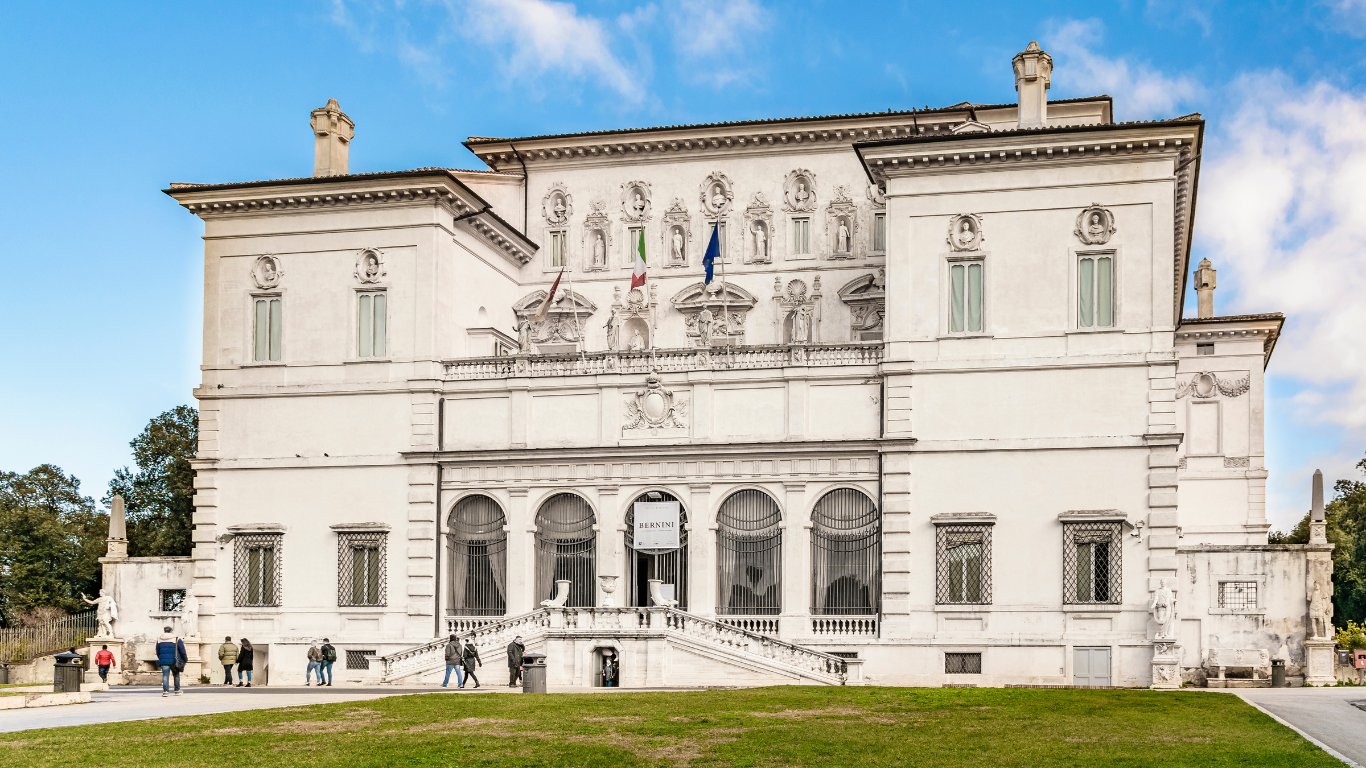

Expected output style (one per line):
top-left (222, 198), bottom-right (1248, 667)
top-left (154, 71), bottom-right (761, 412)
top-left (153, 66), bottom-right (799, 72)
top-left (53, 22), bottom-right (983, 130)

top-left (631, 228), bottom-right (647, 289)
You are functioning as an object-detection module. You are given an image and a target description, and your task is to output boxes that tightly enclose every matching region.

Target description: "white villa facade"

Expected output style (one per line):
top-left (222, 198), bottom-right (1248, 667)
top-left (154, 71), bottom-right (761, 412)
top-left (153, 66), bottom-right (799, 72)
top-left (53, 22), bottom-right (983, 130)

top-left (93, 43), bottom-right (1336, 689)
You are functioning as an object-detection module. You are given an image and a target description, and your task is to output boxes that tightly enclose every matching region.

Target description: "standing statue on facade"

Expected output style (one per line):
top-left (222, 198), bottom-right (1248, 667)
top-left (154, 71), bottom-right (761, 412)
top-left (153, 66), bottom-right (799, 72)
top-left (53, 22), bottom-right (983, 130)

top-left (1308, 579), bottom-right (1331, 639)
top-left (604, 314), bottom-right (619, 351)
top-left (1149, 581), bottom-right (1176, 640)
top-left (81, 589), bottom-right (119, 638)
top-left (697, 308), bottom-right (713, 347)
top-left (593, 233), bottom-right (606, 267)
top-left (753, 223), bottom-right (767, 260)
top-left (791, 306), bottom-right (810, 344)
top-left (672, 228), bottom-right (685, 264)
top-left (182, 593), bottom-right (200, 638)
top-left (628, 329), bottom-right (645, 351)
top-left (837, 221), bottom-right (850, 253)
top-left (515, 317), bottom-right (532, 354)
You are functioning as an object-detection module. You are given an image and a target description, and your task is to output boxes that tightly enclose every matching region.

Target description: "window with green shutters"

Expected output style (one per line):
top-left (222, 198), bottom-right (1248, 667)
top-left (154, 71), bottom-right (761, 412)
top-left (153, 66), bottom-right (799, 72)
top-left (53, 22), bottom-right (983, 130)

top-left (234, 533), bottom-right (281, 607)
top-left (358, 291), bottom-right (387, 358)
top-left (253, 297), bottom-right (282, 361)
top-left (949, 261), bottom-right (984, 334)
top-left (1078, 254), bottom-right (1114, 328)
top-left (338, 531), bottom-right (386, 607)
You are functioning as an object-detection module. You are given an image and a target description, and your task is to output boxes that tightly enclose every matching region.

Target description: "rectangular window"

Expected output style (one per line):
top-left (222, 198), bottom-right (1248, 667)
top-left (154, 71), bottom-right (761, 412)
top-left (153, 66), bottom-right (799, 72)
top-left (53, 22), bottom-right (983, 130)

top-left (627, 227), bottom-right (643, 265)
top-left (945, 652), bottom-right (982, 674)
top-left (874, 213), bottom-right (887, 252)
top-left (253, 297), bottom-right (282, 362)
top-left (338, 532), bottom-right (387, 607)
top-left (159, 589), bottom-right (186, 613)
top-left (550, 231), bottom-right (567, 268)
top-left (234, 533), bottom-right (281, 607)
top-left (1218, 581), bottom-right (1258, 610)
top-left (792, 218), bottom-right (810, 255)
top-left (1078, 255), bottom-right (1114, 328)
top-left (936, 524), bottom-right (992, 604)
top-left (1063, 522), bottom-right (1122, 604)
top-left (710, 221), bottom-right (728, 262)
top-left (949, 261), bottom-right (984, 333)
top-left (357, 292), bottom-right (387, 358)
top-left (1197, 343), bottom-right (1214, 356)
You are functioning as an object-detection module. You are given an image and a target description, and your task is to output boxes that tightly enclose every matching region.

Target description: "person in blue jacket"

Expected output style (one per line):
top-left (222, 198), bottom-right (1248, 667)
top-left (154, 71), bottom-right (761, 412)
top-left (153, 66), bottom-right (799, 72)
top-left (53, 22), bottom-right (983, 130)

top-left (155, 626), bottom-right (188, 697)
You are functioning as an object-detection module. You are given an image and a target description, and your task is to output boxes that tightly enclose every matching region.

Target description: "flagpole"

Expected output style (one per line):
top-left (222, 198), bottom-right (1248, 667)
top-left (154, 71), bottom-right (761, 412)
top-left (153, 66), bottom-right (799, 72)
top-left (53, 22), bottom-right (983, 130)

top-left (566, 267), bottom-right (584, 361)
top-left (719, 219), bottom-right (729, 358)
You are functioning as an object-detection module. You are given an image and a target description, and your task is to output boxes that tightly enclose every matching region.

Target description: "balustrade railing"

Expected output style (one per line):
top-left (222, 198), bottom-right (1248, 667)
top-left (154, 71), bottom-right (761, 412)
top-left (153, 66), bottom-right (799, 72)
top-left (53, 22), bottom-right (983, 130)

top-left (718, 617), bottom-right (780, 635)
top-left (666, 610), bottom-right (847, 682)
top-left (380, 609), bottom-right (550, 682)
top-left (810, 617), bottom-right (879, 637)
top-left (443, 343), bottom-right (882, 381)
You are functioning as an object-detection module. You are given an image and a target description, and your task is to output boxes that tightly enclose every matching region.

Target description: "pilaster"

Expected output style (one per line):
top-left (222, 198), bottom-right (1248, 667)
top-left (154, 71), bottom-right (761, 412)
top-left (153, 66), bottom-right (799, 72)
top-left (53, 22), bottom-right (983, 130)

top-left (781, 482), bottom-right (809, 636)
top-left (405, 464), bottom-right (437, 635)
top-left (597, 486), bottom-right (620, 607)
top-left (689, 484), bottom-right (715, 617)
top-left (507, 488), bottom-right (533, 614)
top-left (880, 451), bottom-right (913, 637)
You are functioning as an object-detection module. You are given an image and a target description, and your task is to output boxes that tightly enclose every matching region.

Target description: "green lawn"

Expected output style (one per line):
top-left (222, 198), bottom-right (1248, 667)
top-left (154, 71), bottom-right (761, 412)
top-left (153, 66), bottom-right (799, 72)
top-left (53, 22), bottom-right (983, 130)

top-left (0, 687), bottom-right (1341, 767)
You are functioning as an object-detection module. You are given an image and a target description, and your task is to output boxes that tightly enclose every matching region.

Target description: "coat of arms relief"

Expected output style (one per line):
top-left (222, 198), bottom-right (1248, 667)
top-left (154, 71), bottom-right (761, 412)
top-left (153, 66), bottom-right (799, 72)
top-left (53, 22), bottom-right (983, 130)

top-left (623, 371), bottom-right (689, 437)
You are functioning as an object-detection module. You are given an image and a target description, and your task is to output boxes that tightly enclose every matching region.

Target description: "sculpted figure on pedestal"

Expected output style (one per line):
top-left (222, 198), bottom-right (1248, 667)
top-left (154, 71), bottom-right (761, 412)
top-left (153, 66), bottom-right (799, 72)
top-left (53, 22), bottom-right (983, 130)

top-left (81, 589), bottom-right (119, 638)
top-left (605, 314), bottom-right (619, 351)
top-left (837, 221), bottom-right (850, 253)
top-left (754, 224), bottom-right (767, 261)
top-left (515, 317), bottom-right (533, 354)
top-left (182, 593), bottom-right (200, 638)
top-left (697, 308), bottom-right (713, 347)
top-left (791, 306), bottom-right (810, 343)
top-left (1149, 582), bottom-right (1175, 640)
top-left (593, 233), bottom-right (606, 267)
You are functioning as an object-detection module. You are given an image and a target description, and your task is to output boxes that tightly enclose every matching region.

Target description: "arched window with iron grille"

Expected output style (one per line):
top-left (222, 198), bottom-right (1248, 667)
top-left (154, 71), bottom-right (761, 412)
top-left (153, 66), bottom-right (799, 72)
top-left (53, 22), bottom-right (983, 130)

top-left (624, 491), bottom-right (689, 609)
top-left (535, 493), bottom-right (597, 607)
top-left (811, 488), bottom-right (880, 615)
top-left (717, 489), bottom-right (781, 615)
top-left (447, 495), bottom-right (507, 616)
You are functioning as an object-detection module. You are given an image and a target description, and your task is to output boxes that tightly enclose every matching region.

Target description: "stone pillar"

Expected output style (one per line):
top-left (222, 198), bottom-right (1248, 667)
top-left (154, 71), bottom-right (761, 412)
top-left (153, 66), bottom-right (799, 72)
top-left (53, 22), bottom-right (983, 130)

top-left (1013, 41), bottom-right (1053, 129)
top-left (688, 484), bottom-right (715, 617)
top-left (1305, 469), bottom-right (1338, 686)
top-left (1146, 355), bottom-right (1182, 689)
top-left (405, 464), bottom-right (437, 637)
top-left (597, 486), bottom-right (620, 607)
top-left (1194, 258), bottom-right (1217, 319)
top-left (781, 482), bottom-right (809, 638)
top-left (507, 488), bottom-right (534, 615)
top-left (310, 99), bottom-right (354, 177)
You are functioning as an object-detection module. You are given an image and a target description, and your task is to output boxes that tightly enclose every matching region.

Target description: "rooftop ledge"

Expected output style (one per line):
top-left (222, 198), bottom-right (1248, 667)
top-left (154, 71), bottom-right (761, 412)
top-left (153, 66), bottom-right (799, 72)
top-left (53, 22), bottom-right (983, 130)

top-left (442, 342), bottom-right (884, 381)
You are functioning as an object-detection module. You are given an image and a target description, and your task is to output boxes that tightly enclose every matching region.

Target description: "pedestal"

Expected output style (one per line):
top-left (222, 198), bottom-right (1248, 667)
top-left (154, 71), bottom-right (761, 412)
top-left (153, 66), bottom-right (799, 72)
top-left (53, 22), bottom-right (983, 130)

top-left (1150, 641), bottom-right (1182, 690)
top-left (1304, 639), bottom-right (1336, 686)
top-left (84, 636), bottom-right (126, 686)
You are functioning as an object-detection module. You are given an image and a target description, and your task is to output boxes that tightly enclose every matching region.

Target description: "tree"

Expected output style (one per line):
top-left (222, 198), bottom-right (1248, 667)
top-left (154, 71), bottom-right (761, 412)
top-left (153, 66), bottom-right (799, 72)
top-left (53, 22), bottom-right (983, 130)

top-left (105, 405), bottom-right (198, 558)
top-left (1271, 454), bottom-right (1366, 625)
top-left (0, 465), bottom-right (107, 626)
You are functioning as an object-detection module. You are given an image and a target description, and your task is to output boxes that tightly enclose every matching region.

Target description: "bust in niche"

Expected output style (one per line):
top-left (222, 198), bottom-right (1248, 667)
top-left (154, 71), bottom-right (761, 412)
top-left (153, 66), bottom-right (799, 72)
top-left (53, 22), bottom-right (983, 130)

top-left (795, 181), bottom-right (810, 207)
top-left (592, 232), bottom-right (606, 266)
top-left (711, 185), bottom-right (727, 211)
top-left (551, 195), bottom-right (567, 223)
top-left (363, 252), bottom-right (380, 280)
top-left (632, 192), bottom-right (646, 218)
top-left (956, 220), bottom-right (975, 248)
top-left (837, 220), bottom-right (850, 253)
top-left (671, 227), bottom-right (685, 264)
top-left (752, 222), bottom-right (768, 260)
top-left (1087, 213), bottom-right (1106, 240)
top-left (262, 259), bottom-right (278, 282)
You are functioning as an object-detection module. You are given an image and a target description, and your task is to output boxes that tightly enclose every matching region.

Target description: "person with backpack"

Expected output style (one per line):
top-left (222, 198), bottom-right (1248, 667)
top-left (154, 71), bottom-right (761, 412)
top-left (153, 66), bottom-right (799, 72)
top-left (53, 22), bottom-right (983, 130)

top-left (306, 640), bottom-right (323, 685)
top-left (441, 634), bottom-right (464, 688)
top-left (236, 638), bottom-right (254, 686)
top-left (461, 637), bottom-right (482, 689)
top-left (319, 638), bottom-right (336, 686)
top-left (218, 637), bottom-right (239, 686)
top-left (155, 626), bottom-right (188, 697)
top-left (94, 644), bottom-right (116, 683)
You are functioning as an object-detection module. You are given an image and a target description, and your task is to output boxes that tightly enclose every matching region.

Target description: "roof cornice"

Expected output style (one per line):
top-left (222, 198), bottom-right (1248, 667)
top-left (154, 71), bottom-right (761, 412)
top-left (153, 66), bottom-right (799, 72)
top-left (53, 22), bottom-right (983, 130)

top-left (1176, 313), bottom-right (1284, 369)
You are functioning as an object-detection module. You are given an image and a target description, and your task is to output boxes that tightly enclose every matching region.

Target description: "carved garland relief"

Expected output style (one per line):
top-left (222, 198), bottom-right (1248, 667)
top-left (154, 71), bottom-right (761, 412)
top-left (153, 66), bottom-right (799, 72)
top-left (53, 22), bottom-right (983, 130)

top-left (1176, 372), bottom-right (1250, 399)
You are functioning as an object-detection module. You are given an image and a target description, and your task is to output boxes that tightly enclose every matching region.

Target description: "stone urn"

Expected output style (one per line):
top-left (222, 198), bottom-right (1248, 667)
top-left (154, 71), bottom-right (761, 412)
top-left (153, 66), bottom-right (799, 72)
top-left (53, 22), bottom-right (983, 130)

top-left (598, 575), bottom-right (620, 607)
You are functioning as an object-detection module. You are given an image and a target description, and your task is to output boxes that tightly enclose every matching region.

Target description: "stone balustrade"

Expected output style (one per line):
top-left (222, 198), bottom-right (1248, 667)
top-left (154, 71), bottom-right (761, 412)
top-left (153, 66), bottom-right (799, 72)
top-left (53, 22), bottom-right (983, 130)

top-left (810, 617), bottom-right (879, 637)
top-left (718, 617), bottom-right (780, 635)
top-left (442, 343), bottom-right (883, 381)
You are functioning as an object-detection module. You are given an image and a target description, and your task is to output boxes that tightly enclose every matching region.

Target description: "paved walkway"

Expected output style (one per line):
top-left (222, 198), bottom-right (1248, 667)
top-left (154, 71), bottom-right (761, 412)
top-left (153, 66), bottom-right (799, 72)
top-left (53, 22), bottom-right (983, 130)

top-left (1234, 687), bottom-right (1366, 767)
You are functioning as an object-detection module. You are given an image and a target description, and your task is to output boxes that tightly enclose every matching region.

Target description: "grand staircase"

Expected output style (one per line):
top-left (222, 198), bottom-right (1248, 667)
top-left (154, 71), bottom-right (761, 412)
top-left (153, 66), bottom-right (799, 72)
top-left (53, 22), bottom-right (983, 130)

top-left (372, 607), bottom-right (854, 688)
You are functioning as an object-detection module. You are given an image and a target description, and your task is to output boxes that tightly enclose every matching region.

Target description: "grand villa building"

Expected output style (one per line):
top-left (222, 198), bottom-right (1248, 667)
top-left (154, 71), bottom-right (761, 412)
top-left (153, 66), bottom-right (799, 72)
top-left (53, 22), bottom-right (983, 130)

top-left (92, 42), bottom-right (1336, 689)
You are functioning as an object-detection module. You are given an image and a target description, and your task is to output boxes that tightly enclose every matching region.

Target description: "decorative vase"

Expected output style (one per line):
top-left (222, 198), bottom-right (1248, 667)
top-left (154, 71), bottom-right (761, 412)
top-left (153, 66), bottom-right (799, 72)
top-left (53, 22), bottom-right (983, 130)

top-left (599, 575), bottom-right (619, 607)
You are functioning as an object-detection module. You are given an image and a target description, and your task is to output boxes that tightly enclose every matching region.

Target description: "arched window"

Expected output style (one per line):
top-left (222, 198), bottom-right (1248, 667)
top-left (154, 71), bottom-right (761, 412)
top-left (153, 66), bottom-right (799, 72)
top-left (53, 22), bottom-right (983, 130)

top-left (811, 488), bottom-right (880, 615)
top-left (717, 489), bottom-right (781, 615)
top-left (447, 495), bottom-right (507, 616)
top-left (535, 493), bottom-right (596, 608)
top-left (624, 492), bottom-right (689, 609)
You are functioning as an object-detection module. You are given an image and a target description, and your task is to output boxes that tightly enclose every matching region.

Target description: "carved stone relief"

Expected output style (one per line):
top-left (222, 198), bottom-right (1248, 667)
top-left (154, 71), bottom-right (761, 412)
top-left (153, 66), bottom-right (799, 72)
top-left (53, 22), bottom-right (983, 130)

top-left (670, 280), bottom-right (757, 347)
top-left (621, 181), bottom-right (652, 223)
top-left (623, 370), bottom-right (689, 436)
top-left (1075, 203), bottom-right (1116, 246)
top-left (947, 213), bottom-right (984, 252)
top-left (542, 183), bottom-right (573, 226)
top-left (610, 283), bottom-right (657, 351)
top-left (251, 255), bottom-right (283, 289)
top-left (700, 171), bottom-right (734, 218)
top-left (582, 200), bottom-right (611, 272)
top-left (512, 289), bottom-right (599, 353)
top-left (838, 270), bottom-right (886, 341)
top-left (354, 248), bottom-right (385, 284)
top-left (825, 184), bottom-right (858, 259)
top-left (743, 191), bottom-right (775, 264)
top-left (782, 169), bottom-right (817, 212)
top-left (1176, 372), bottom-right (1250, 399)
top-left (660, 199), bottom-right (691, 268)
top-left (773, 276), bottom-right (822, 344)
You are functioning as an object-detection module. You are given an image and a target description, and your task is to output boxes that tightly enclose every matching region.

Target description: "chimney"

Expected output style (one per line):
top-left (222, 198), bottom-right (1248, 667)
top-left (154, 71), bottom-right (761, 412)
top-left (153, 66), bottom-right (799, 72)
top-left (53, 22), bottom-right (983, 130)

top-left (1013, 41), bottom-right (1053, 129)
top-left (311, 99), bottom-right (354, 177)
top-left (106, 494), bottom-right (128, 558)
top-left (1194, 257), bottom-right (1217, 319)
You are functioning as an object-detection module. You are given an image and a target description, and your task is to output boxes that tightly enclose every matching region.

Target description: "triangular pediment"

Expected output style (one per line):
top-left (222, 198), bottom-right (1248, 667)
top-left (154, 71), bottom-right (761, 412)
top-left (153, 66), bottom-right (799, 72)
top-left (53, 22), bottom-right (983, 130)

top-left (513, 289), bottom-right (598, 316)
top-left (951, 120), bottom-right (991, 134)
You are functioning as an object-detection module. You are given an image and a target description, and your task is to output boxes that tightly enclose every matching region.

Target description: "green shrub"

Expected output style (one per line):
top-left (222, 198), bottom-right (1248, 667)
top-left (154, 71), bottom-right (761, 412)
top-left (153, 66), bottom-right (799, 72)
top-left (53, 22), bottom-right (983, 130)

top-left (1335, 620), bottom-right (1366, 650)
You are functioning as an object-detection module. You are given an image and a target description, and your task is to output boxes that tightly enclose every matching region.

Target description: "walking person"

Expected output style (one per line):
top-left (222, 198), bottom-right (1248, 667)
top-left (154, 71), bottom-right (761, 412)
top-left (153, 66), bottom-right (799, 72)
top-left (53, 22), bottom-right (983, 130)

top-left (507, 635), bottom-right (524, 687)
top-left (218, 637), bottom-right (238, 686)
top-left (461, 637), bottom-right (482, 689)
top-left (306, 640), bottom-right (323, 685)
top-left (320, 638), bottom-right (336, 687)
top-left (94, 644), bottom-right (116, 683)
top-left (155, 626), bottom-right (187, 697)
top-left (236, 638), bottom-right (254, 687)
top-left (441, 634), bottom-right (464, 688)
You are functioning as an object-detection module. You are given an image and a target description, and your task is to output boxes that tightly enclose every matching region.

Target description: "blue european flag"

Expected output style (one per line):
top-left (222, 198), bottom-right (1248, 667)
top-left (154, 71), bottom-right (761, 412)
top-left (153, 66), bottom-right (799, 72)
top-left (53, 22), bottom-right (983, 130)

top-left (702, 224), bottom-right (720, 283)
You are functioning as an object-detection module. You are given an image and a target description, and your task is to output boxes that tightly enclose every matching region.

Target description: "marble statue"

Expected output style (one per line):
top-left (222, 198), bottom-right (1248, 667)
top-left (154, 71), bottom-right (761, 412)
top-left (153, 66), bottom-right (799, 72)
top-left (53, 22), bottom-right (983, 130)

top-left (1088, 213), bottom-right (1105, 240)
top-left (605, 314), bottom-right (619, 351)
top-left (182, 593), bottom-right (200, 638)
top-left (629, 329), bottom-right (645, 351)
top-left (552, 196), bottom-right (566, 223)
top-left (81, 589), bottom-right (119, 638)
top-left (956, 220), bottom-right (975, 248)
top-left (515, 317), bottom-right (532, 354)
top-left (1309, 580), bottom-right (1330, 638)
top-left (632, 193), bottom-right (646, 217)
top-left (711, 185), bottom-right (726, 210)
top-left (363, 253), bottom-right (380, 280)
top-left (592, 233), bottom-right (606, 266)
top-left (791, 306), bottom-right (810, 343)
top-left (672, 228), bottom-right (684, 264)
top-left (795, 181), bottom-right (809, 207)
top-left (753, 223), bottom-right (767, 260)
top-left (1149, 582), bottom-right (1175, 640)
top-left (697, 308), bottom-right (713, 347)
top-left (837, 221), bottom-right (850, 253)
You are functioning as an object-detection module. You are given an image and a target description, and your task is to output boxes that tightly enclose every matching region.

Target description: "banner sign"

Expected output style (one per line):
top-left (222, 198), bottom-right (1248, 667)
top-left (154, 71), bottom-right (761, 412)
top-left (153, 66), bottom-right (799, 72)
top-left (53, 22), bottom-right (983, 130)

top-left (633, 501), bottom-right (681, 553)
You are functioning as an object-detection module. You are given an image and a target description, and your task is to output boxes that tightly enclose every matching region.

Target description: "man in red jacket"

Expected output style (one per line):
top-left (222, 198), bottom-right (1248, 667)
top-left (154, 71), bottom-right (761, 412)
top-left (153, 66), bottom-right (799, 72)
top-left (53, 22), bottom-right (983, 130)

top-left (94, 644), bottom-right (116, 683)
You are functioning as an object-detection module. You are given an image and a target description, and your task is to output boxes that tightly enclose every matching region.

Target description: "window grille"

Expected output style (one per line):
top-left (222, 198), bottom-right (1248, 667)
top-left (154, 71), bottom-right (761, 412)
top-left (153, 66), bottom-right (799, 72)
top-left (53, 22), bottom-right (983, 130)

top-left (1063, 522), bottom-right (1121, 604)
top-left (448, 495), bottom-right (508, 616)
top-left (337, 532), bottom-right (387, 607)
top-left (535, 493), bottom-right (596, 608)
top-left (159, 589), bottom-right (186, 612)
top-left (625, 493), bottom-right (689, 609)
top-left (234, 533), bottom-right (282, 607)
top-left (936, 524), bottom-right (992, 604)
top-left (945, 652), bottom-right (982, 674)
top-left (253, 297), bottom-right (282, 361)
top-left (358, 291), bottom-right (387, 357)
top-left (811, 489), bottom-right (880, 616)
top-left (1078, 254), bottom-right (1114, 328)
top-left (717, 489), bottom-right (782, 615)
top-left (1218, 581), bottom-right (1258, 610)
top-left (949, 261), bottom-right (984, 333)
top-left (345, 650), bottom-right (375, 670)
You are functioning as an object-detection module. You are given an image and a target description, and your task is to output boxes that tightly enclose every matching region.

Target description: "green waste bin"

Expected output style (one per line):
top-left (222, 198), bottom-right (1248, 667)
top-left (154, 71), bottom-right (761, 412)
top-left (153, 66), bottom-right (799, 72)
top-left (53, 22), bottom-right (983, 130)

top-left (1271, 658), bottom-right (1286, 688)
top-left (521, 652), bottom-right (547, 694)
top-left (53, 652), bottom-right (83, 693)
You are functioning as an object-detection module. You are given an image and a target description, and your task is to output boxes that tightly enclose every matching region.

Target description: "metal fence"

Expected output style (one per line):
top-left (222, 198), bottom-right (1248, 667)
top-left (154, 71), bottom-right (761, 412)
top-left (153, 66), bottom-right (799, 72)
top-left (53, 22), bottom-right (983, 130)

top-left (717, 489), bottom-right (782, 615)
top-left (0, 610), bottom-right (97, 663)
top-left (448, 495), bottom-right (508, 616)
top-left (535, 493), bottom-right (597, 608)
top-left (936, 524), bottom-right (992, 604)
top-left (945, 652), bottom-right (982, 674)
top-left (624, 493), bottom-right (689, 609)
top-left (1063, 522), bottom-right (1122, 604)
top-left (811, 488), bottom-right (881, 616)
top-left (234, 533), bottom-right (282, 607)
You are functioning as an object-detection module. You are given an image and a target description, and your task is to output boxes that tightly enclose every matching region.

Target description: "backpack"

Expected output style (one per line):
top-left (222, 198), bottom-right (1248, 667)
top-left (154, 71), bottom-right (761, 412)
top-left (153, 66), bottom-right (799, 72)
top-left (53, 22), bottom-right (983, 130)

top-left (322, 644), bottom-right (337, 663)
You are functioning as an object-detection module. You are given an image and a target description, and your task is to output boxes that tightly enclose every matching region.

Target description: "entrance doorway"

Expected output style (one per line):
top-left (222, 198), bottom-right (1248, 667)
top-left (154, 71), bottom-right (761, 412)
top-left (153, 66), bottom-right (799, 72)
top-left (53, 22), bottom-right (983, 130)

top-left (1073, 646), bottom-right (1111, 686)
top-left (624, 492), bottom-right (688, 609)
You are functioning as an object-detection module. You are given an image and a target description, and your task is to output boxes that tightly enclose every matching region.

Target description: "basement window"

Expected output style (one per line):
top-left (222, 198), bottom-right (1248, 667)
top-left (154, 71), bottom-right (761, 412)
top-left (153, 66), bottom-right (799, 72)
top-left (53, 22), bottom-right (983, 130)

top-left (945, 652), bottom-right (982, 674)
top-left (1196, 343), bottom-right (1214, 356)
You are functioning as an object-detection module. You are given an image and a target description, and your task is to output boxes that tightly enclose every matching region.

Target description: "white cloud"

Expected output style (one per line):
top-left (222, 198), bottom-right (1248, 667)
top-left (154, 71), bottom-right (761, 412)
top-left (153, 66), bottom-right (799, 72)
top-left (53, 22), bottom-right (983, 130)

top-left (1044, 19), bottom-right (1202, 119)
top-left (1327, 0), bottom-right (1366, 36)
top-left (666, 0), bottom-right (770, 88)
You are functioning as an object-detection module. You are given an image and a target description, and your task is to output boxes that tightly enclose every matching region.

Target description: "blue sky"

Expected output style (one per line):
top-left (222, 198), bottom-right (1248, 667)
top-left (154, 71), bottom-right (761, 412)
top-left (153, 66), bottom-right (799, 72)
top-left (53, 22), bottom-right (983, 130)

top-left (2, 1), bottom-right (1365, 529)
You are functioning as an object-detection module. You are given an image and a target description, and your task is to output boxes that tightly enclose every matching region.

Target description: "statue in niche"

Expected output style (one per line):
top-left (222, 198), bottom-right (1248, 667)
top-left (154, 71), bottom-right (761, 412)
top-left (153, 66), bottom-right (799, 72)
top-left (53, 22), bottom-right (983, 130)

top-left (753, 222), bottom-right (768, 261)
top-left (605, 314), bottom-right (619, 351)
top-left (632, 192), bottom-right (646, 218)
top-left (795, 181), bottom-right (810, 207)
top-left (182, 593), bottom-right (200, 638)
top-left (628, 329), bottom-right (645, 351)
top-left (671, 227), bottom-right (685, 264)
top-left (956, 220), bottom-right (975, 248)
top-left (791, 306), bottom-right (811, 343)
top-left (837, 220), bottom-right (850, 253)
top-left (551, 195), bottom-right (567, 223)
top-left (1149, 581), bottom-right (1176, 640)
top-left (711, 184), bottom-right (726, 211)
top-left (592, 233), bottom-right (606, 267)
top-left (81, 589), bottom-right (119, 638)
top-left (1087, 213), bottom-right (1106, 240)
top-left (363, 252), bottom-right (380, 280)
top-left (515, 317), bottom-right (533, 354)
top-left (1309, 579), bottom-right (1331, 638)
top-left (697, 308), bottom-right (713, 347)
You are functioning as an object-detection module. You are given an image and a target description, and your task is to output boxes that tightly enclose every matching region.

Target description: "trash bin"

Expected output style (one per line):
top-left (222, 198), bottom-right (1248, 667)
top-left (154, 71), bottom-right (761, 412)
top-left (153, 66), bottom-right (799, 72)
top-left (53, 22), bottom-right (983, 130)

top-left (1271, 658), bottom-right (1286, 688)
top-left (0, 664), bottom-right (9, 685)
top-left (53, 652), bottom-right (83, 693)
top-left (521, 652), bottom-right (547, 694)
